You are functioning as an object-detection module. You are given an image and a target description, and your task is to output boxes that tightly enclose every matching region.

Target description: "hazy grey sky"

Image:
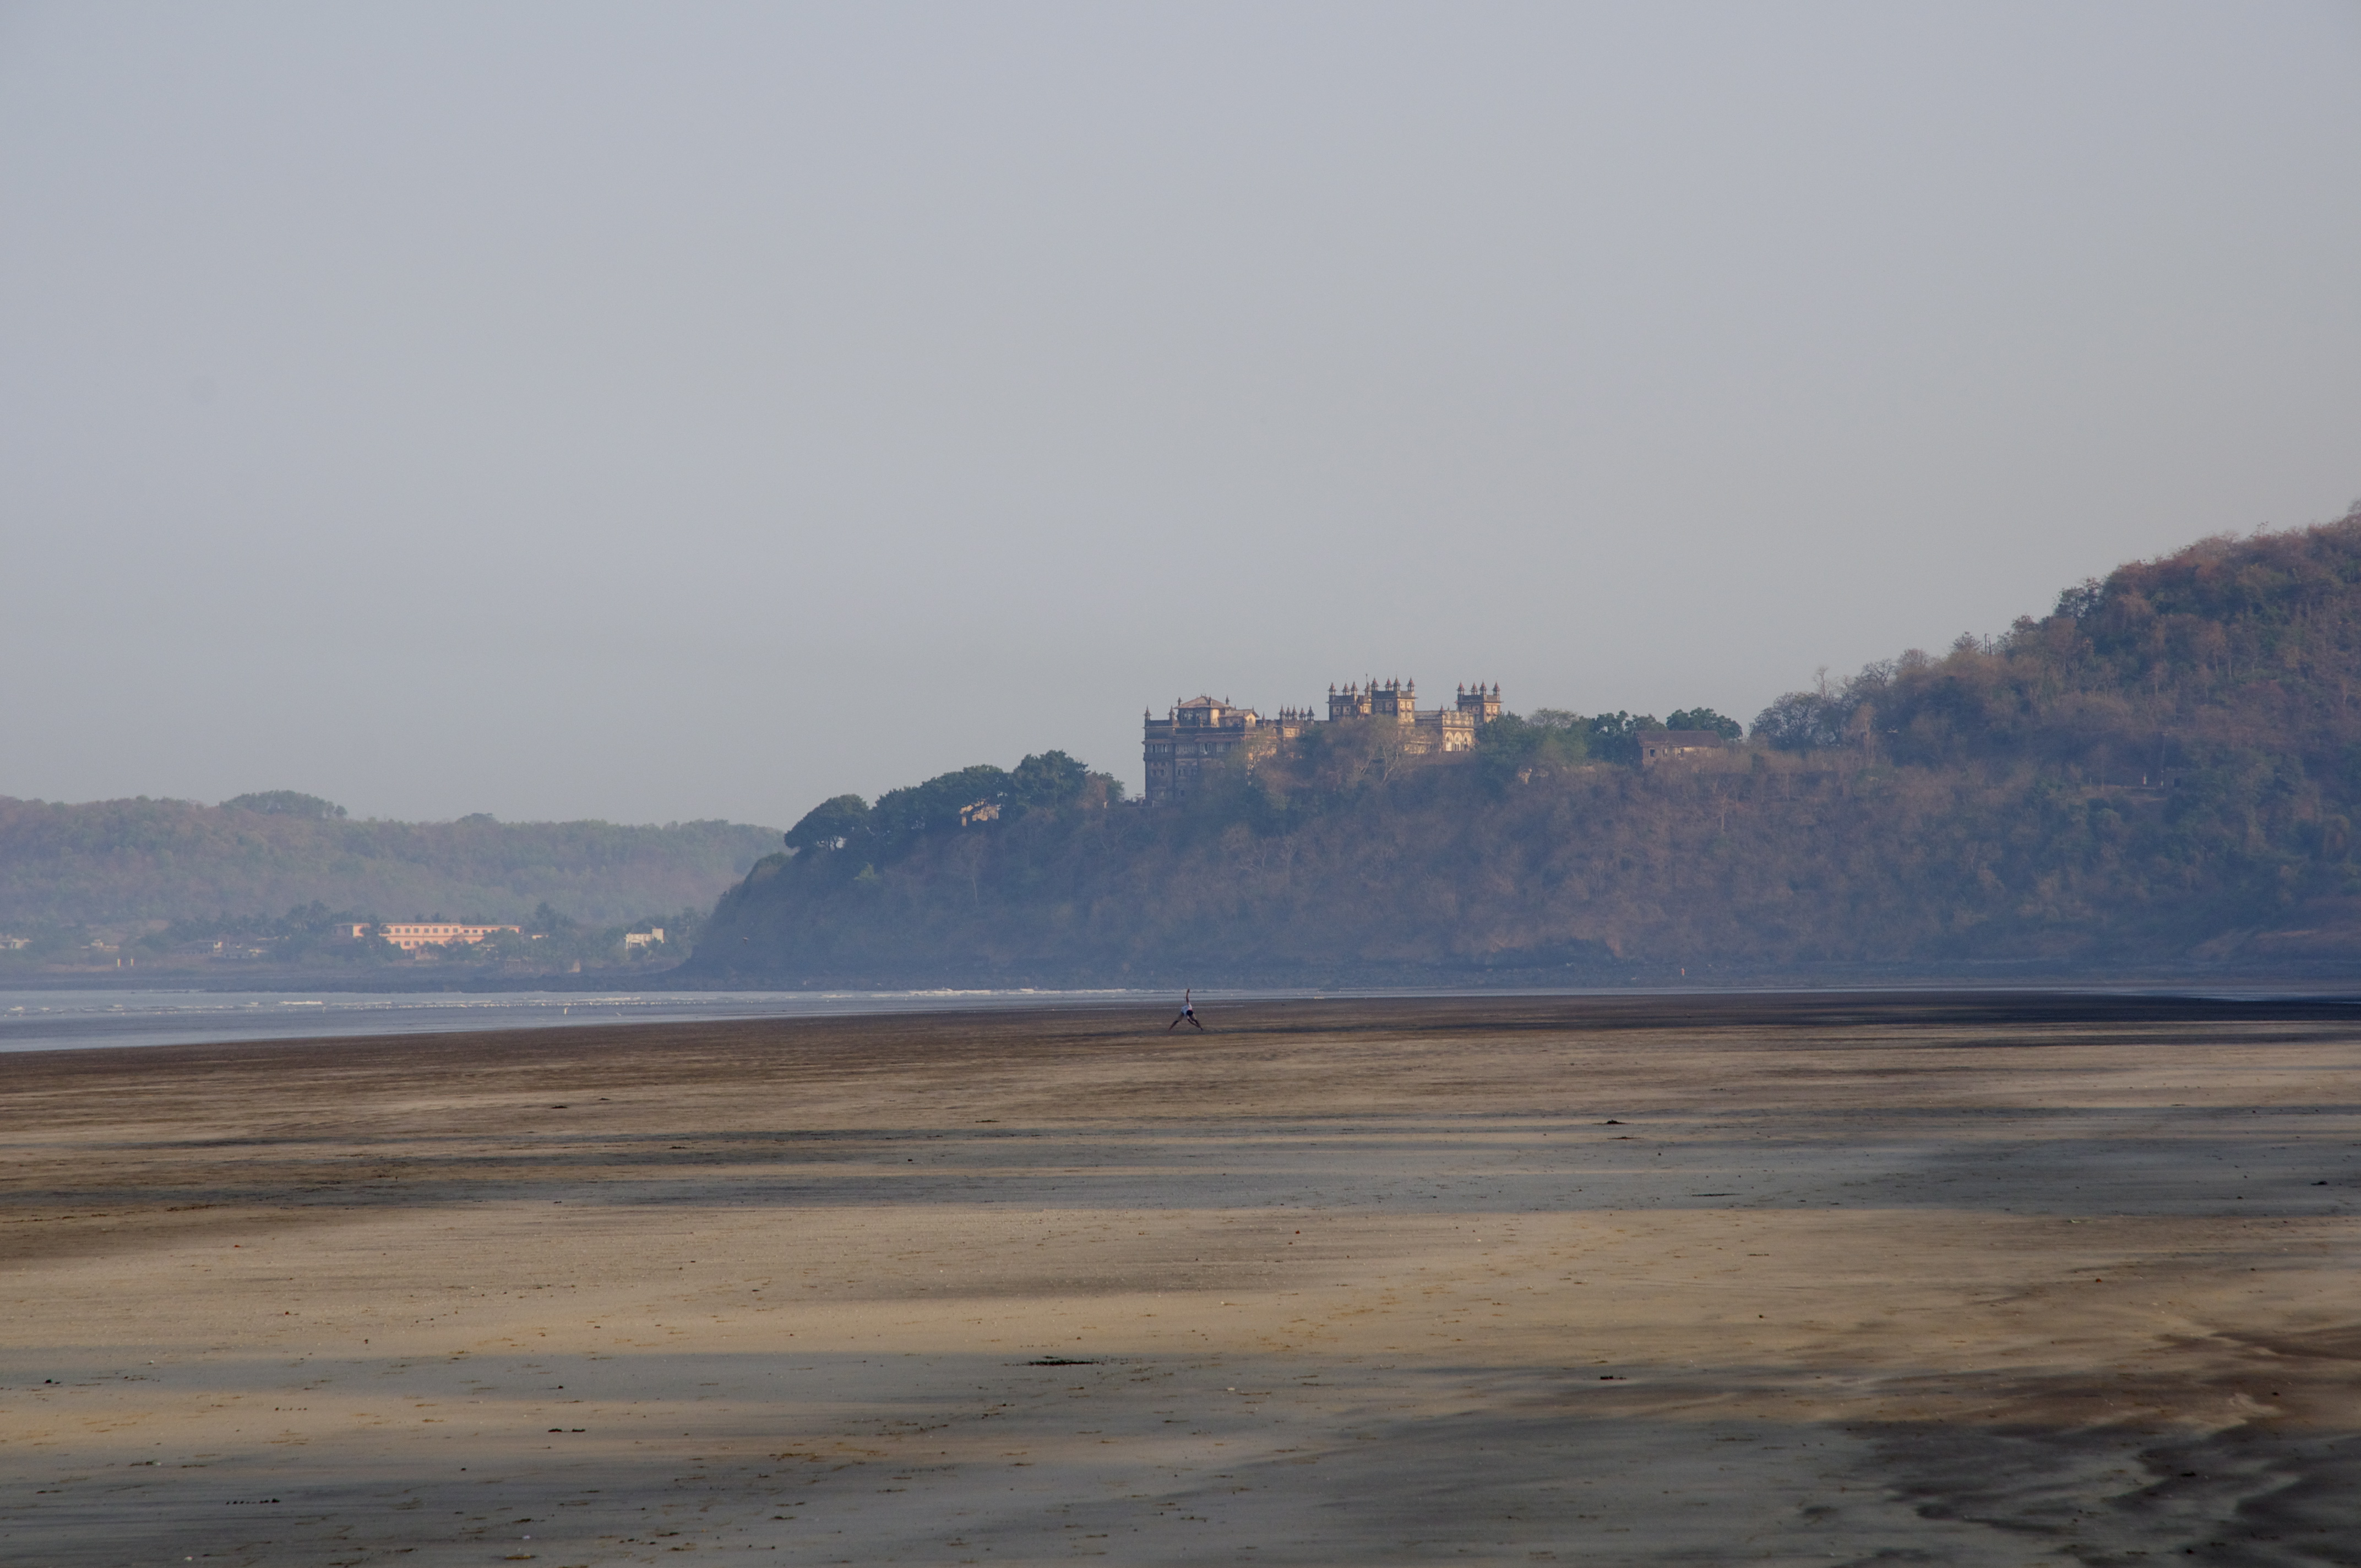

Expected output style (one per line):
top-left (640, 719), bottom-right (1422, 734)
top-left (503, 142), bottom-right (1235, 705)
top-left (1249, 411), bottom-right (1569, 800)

top-left (4, 3), bottom-right (2357, 826)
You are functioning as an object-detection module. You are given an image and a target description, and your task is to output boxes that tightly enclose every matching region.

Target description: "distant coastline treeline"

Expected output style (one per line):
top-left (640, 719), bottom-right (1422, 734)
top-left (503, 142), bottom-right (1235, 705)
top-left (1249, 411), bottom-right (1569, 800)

top-left (0, 798), bottom-right (780, 961)
top-left (692, 505), bottom-right (2361, 984)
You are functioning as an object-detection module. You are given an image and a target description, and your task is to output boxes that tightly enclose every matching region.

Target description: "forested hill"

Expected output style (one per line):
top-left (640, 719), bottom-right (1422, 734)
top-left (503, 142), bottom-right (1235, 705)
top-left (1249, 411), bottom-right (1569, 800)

top-left (692, 507), bottom-right (2361, 985)
top-left (0, 794), bottom-right (781, 930)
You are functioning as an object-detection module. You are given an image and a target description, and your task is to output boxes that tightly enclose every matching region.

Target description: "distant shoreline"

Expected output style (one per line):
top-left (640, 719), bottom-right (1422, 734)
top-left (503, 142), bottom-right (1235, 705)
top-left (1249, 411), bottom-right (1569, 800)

top-left (10, 954), bottom-right (2361, 997)
top-left (0, 964), bottom-right (700, 994)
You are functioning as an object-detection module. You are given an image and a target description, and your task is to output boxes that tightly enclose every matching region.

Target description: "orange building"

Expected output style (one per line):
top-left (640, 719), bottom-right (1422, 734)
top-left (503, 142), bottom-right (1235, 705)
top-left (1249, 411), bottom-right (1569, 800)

top-left (339, 921), bottom-right (521, 952)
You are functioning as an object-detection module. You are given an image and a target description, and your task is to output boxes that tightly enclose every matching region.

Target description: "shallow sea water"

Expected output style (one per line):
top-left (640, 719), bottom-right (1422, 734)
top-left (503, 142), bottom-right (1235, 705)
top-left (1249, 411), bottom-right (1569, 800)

top-left (0, 986), bottom-right (1167, 1053)
top-left (1, 981), bottom-right (2315, 1054)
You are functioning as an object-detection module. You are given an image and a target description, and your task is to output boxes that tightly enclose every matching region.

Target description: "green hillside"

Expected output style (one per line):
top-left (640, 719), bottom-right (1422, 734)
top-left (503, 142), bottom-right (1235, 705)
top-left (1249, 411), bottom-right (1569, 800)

top-left (692, 507), bottom-right (2361, 984)
top-left (0, 798), bottom-right (781, 934)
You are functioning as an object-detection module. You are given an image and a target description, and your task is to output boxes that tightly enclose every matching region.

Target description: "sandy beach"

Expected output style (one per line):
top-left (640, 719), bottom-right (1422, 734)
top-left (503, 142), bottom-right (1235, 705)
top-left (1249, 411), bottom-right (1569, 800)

top-left (3, 993), bottom-right (2357, 1566)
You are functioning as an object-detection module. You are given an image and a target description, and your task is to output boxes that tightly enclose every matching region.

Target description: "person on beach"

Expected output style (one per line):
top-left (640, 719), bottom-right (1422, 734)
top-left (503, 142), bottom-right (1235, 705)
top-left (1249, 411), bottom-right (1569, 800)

top-left (1168, 989), bottom-right (1203, 1031)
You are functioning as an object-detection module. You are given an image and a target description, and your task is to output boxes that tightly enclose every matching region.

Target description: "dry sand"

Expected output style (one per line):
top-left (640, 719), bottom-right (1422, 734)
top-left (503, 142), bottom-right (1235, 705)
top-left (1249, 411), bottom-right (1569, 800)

top-left (2, 993), bottom-right (2357, 1566)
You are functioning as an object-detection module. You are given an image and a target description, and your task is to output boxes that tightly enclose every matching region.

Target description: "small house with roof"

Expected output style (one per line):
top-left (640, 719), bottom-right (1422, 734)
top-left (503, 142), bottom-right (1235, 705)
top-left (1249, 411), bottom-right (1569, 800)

top-left (1637, 731), bottom-right (1729, 766)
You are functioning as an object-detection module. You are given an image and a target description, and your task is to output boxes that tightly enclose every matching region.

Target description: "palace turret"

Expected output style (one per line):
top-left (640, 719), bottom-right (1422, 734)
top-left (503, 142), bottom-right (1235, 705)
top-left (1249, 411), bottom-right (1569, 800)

top-left (1146, 677), bottom-right (1502, 803)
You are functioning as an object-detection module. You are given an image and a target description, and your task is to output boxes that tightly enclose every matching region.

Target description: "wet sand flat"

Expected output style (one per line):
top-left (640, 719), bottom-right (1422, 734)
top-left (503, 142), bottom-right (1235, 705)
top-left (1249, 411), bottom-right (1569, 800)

top-left (2, 993), bottom-right (2358, 1566)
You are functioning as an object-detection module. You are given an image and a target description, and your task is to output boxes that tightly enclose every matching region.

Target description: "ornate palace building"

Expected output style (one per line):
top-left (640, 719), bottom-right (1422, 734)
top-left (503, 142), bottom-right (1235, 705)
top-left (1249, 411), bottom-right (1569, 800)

top-left (1143, 679), bottom-right (1503, 805)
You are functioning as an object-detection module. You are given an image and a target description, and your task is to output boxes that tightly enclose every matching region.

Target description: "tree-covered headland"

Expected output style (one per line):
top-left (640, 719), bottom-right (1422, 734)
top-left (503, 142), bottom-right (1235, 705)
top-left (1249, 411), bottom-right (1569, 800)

top-left (695, 508), bottom-right (2361, 985)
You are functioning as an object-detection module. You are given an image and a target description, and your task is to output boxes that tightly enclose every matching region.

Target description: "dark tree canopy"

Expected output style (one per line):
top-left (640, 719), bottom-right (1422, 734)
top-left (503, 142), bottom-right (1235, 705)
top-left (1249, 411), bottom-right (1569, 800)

top-left (870, 765), bottom-right (1014, 850)
top-left (777, 754), bottom-right (1125, 873)
top-left (1010, 750), bottom-right (1091, 809)
top-left (1664, 707), bottom-right (1743, 739)
top-left (785, 793), bottom-right (870, 851)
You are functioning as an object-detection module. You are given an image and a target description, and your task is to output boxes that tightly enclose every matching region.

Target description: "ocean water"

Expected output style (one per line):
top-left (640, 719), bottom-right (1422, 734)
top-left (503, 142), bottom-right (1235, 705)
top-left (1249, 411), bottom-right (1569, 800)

top-left (0, 987), bottom-right (1164, 1053)
top-left (3, 984), bottom-right (2315, 1054)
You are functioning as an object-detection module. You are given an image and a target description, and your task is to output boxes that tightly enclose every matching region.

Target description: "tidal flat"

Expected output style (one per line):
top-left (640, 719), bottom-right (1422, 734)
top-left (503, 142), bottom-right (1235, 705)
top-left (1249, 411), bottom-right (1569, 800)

top-left (3, 994), bottom-right (2357, 1566)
